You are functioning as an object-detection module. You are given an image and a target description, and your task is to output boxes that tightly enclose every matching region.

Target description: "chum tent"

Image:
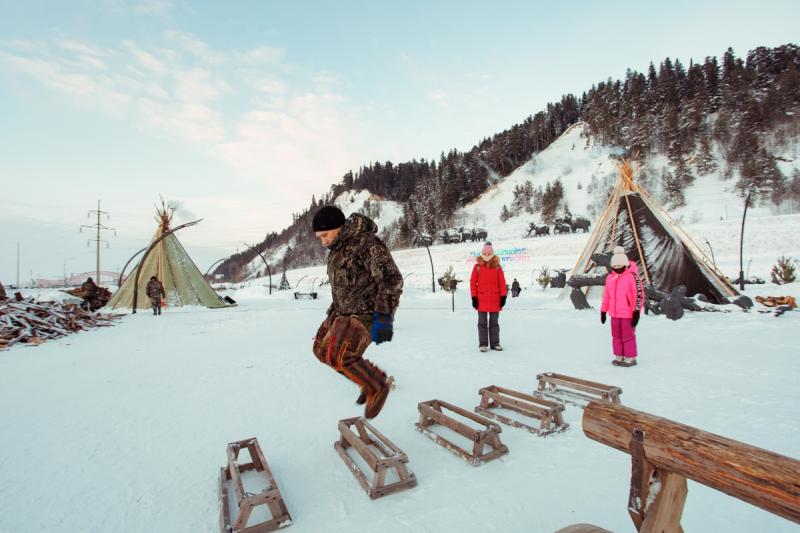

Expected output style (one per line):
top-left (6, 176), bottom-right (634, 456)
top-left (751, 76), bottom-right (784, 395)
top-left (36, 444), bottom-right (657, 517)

top-left (108, 206), bottom-right (230, 310)
top-left (564, 159), bottom-right (740, 305)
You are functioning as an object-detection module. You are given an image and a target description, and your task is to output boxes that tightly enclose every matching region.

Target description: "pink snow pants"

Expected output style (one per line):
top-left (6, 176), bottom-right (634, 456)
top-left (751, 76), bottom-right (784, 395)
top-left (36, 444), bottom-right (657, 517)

top-left (610, 317), bottom-right (638, 358)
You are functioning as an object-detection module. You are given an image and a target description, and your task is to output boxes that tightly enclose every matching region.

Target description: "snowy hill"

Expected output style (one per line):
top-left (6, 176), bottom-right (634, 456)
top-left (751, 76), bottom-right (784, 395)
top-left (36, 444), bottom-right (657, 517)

top-left (457, 122), bottom-right (624, 240)
top-left (229, 122), bottom-right (800, 294)
top-left (456, 122), bottom-right (800, 242)
top-left (240, 190), bottom-right (404, 279)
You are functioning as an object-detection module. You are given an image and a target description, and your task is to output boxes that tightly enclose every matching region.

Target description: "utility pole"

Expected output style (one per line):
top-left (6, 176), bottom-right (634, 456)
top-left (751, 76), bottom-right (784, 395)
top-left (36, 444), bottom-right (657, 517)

top-left (16, 242), bottom-right (20, 288)
top-left (80, 200), bottom-right (116, 285)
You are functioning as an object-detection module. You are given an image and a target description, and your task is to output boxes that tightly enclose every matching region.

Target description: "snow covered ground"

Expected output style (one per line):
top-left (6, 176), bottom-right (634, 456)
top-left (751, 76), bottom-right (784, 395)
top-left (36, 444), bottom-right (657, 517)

top-left (2, 268), bottom-right (799, 532)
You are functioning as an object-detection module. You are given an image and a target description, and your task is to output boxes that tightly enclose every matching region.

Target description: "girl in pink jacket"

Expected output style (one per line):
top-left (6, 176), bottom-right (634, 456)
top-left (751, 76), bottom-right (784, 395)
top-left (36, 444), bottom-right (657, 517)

top-left (600, 246), bottom-right (644, 367)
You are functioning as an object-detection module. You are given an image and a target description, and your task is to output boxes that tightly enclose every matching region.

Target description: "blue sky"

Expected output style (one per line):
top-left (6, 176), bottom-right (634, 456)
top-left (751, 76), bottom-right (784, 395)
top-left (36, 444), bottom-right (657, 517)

top-left (0, 0), bottom-right (797, 283)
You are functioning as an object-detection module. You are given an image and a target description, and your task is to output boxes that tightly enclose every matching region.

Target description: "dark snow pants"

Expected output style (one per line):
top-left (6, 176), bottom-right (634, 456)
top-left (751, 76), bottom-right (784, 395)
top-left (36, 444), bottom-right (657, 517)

top-left (313, 315), bottom-right (386, 395)
top-left (477, 311), bottom-right (500, 348)
top-left (150, 296), bottom-right (161, 315)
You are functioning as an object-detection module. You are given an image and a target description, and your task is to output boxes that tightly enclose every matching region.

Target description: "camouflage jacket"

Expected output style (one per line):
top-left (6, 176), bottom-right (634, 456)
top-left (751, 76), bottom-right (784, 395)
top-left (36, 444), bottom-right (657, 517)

top-left (326, 213), bottom-right (403, 318)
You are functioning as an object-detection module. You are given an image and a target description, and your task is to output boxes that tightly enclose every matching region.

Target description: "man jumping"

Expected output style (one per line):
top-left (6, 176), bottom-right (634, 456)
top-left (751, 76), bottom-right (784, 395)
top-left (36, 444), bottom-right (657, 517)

top-left (311, 205), bottom-right (403, 419)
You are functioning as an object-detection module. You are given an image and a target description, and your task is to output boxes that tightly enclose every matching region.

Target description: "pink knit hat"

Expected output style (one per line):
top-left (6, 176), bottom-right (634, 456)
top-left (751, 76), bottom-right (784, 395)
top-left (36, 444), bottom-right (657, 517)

top-left (481, 241), bottom-right (494, 256)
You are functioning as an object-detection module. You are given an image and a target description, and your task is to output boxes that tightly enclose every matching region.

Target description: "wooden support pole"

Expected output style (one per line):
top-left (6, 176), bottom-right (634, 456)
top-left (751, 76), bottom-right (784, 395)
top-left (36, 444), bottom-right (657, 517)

top-left (582, 401), bottom-right (800, 524)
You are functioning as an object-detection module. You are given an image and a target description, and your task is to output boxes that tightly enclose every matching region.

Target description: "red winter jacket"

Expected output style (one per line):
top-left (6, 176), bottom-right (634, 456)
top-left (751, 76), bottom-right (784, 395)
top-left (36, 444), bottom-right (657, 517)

top-left (601, 261), bottom-right (644, 319)
top-left (470, 256), bottom-right (508, 312)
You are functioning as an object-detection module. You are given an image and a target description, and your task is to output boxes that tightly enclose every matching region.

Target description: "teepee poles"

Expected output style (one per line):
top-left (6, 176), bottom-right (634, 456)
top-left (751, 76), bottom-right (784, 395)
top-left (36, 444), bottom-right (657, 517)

top-left (623, 193), bottom-right (651, 286)
top-left (130, 219), bottom-right (202, 313)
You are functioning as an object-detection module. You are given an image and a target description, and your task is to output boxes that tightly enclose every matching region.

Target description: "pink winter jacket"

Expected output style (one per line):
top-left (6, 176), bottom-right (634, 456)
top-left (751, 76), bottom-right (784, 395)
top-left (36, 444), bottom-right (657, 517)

top-left (601, 261), bottom-right (645, 319)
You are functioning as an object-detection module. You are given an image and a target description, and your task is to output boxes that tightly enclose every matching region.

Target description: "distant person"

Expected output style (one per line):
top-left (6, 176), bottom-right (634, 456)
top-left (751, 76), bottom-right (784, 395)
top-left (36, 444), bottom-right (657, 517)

top-left (470, 242), bottom-right (508, 352)
top-left (511, 278), bottom-right (521, 298)
top-left (600, 246), bottom-right (644, 367)
top-left (146, 276), bottom-right (165, 315)
top-left (311, 205), bottom-right (403, 419)
top-left (80, 277), bottom-right (99, 310)
top-left (0, 280), bottom-right (6, 301)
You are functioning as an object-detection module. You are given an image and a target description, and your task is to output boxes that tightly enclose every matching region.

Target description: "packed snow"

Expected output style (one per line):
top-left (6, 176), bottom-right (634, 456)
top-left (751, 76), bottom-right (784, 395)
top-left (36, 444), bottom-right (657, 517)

top-left (1, 211), bottom-right (799, 533)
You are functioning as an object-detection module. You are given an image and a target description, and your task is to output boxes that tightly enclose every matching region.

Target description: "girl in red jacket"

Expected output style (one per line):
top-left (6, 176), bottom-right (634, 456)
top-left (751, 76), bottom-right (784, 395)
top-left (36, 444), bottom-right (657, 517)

top-left (600, 246), bottom-right (644, 367)
top-left (470, 242), bottom-right (508, 352)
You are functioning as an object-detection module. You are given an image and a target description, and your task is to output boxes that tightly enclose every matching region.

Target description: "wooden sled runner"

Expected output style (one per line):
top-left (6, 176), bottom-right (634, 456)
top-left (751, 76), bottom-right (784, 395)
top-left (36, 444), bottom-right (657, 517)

top-left (535, 372), bottom-right (622, 407)
top-left (219, 438), bottom-right (292, 533)
top-left (475, 385), bottom-right (569, 436)
top-left (416, 399), bottom-right (508, 466)
top-left (334, 416), bottom-right (417, 499)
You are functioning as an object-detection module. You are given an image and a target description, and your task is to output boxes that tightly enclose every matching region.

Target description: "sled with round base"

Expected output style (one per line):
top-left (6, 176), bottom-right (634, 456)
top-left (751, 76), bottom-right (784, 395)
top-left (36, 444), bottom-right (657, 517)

top-left (292, 292), bottom-right (318, 300)
top-left (415, 399), bottom-right (508, 466)
top-left (218, 437), bottom-right (292, 533)
top-left (475, 385), bottom-right (569, 436)
top-left (334, 416), bottom-right (417, 499)
top-left (535, 372), bottom-right (622, 407)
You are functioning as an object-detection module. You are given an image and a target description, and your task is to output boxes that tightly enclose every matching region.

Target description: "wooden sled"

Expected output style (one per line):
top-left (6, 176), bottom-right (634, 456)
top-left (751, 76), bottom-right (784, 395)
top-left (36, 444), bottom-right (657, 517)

top-left (334, 417), bottom-right (417, 499)
top-left (475, 385), bottom-right (569, 436)
top-left (535, 372), bottom-right (622, 407)
top-left (415, 399), bottom-right (508, 466)
top-left (219, 438), bottom-right (292, 533)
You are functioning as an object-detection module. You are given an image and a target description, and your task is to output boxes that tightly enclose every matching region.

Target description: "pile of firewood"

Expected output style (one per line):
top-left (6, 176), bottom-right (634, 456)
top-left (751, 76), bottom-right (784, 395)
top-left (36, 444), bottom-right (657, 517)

top-left (0, 297), bottom-right (122, 350)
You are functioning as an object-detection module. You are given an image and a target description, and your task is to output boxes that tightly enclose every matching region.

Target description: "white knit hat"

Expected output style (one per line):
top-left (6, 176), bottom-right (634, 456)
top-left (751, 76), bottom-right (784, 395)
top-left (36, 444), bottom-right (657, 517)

top-left (610, 246), bottom-right (628, 268)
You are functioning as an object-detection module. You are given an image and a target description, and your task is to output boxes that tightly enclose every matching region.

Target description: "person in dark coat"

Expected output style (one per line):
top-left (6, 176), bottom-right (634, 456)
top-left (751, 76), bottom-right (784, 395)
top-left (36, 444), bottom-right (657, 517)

top-left (470, 242), bottom-right (508, 352)
top-left (80, 277), bottom-right (99, 310)
top-left (146, 276), bottom-right (165, 315)
top-left (511, 278), bottom-right (521, 298)
top-left (311, 206), bottom-right (403, 419)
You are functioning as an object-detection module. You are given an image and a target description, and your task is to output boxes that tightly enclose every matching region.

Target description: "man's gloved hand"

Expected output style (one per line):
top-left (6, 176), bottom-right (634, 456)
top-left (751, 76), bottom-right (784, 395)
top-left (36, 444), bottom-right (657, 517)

top-left (500, 295), bottom-right (507, 308)
top-left (371, 312), bottom-right (394, 344)
top-left (631, 310), bottom-right (640, 328)
top-left (600, 311), bottom-right (607, 324)
top-left (471, 297), bottom-right (478, 309)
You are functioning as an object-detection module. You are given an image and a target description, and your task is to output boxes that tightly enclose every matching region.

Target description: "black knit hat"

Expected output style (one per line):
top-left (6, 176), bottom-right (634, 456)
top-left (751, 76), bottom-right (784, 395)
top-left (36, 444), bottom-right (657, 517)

top-left (312, 205), bottom-right (346, 231)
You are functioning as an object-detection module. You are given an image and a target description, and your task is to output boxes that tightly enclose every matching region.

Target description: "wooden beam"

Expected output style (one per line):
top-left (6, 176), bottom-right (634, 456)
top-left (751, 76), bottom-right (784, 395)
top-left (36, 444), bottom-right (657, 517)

top-left (583, 401), bottom-right (800, 524)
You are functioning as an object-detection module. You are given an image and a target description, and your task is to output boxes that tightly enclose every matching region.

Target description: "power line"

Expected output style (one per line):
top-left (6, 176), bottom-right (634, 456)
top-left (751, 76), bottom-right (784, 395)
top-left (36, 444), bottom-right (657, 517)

top-left (80, 200), bottom-right (116, 283)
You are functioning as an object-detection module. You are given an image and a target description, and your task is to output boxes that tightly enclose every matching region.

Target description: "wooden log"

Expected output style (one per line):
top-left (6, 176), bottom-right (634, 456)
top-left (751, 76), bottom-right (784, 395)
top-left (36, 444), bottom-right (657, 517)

top-left (567, 274), bottom-right (607, 288)
top-left (582, 401), bottom-right (800, 524)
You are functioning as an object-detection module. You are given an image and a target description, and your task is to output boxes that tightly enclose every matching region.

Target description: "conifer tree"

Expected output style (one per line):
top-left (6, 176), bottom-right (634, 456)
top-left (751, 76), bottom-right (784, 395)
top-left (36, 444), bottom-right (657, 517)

top-left (279, 270), bottom-right (291, 291)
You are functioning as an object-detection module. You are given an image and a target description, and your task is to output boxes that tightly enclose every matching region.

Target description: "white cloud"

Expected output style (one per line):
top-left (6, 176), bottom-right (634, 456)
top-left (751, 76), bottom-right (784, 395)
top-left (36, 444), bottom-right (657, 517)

top-left (313, 71), bottom-right (339, 89)
top-left (164, 30), bottom-right (223, 64)
top-left (1, 33), bottom-right (368, 207)
top-left (0, 51), bottom-right (131, 111)
top-left (252, 78), bottom-right (286, 95)
top-left (123, 40), bottom-right (168, 75)
top-left (173, 67), bottom-right (230, 103)
top-left (239, 46), bottom-right (285, 64)
top-left (213, 90), bottom-right (363, 198)
top-left (427, 88), bottom-right (449, 108)
top-left (137, 98), bottom-right (225, 143)
top-left (85, 0), bottom-right (176, 17)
